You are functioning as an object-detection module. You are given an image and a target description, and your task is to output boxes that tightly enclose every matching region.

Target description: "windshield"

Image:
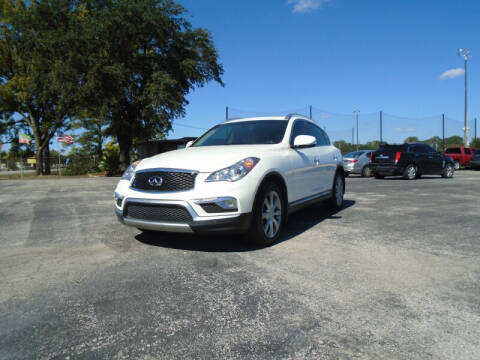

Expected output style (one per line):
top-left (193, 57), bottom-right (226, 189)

top-left (193, 120), bottom-right (288, 146)
top-left (344, 151), bottom-right (364, 158)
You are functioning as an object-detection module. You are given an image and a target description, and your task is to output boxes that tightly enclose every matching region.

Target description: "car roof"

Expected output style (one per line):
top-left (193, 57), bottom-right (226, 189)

top-left (224, 115), bottom-right (314, 124)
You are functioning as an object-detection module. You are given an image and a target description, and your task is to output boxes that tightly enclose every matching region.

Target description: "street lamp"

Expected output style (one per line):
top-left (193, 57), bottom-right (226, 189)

top-left (354, 110), bottom-right (360, 151)
top-left (458, 48), bottom-right (471, 146)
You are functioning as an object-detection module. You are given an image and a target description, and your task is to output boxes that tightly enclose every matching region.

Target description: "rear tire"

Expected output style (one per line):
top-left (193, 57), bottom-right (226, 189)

top-left (454, 160), bottom-right (460, 170)
top-left (326, 172), bottom-right (345, 211)
top-left (345, 172), bottom-right (350, 177)
top-left (373, 173), bottom-right (384, 179)
top-left (403, 164), bottom-right (417, 180)
top-left (442, 163), bottom-right (454, 178)
top-left (246, 182), bottom-right (284, 246)
top-left (361, 166), bottom-right (372, 177)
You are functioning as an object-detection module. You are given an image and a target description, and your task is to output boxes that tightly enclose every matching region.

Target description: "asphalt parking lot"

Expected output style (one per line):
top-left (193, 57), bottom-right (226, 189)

top-left (1, 171), bottom-right (479, 359)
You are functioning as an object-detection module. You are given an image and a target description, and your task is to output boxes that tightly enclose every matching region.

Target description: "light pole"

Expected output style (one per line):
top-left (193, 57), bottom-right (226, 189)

top-left (354, 110), bottom-right (360, 151)
top-left (458, 48), bottom-right (471, 146)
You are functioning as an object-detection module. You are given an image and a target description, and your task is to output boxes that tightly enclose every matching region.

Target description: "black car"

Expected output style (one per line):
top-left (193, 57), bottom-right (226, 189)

top-left (471, 150), bottom-right (480, 170)
top-left (370, 143), bottom-right (455, 180)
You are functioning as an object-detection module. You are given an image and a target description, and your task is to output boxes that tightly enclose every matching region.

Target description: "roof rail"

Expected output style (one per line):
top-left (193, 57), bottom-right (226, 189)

top-left (285, 113), bottom-right (308, 121)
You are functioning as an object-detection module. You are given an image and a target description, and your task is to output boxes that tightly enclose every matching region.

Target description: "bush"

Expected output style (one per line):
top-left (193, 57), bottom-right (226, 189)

top-left (63, 156), bottom-right (96, 176)
top-left (98, 141), bottom-right (121, 176)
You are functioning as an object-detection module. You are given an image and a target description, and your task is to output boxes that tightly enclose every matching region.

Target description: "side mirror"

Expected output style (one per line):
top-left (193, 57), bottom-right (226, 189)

top-left (293, 135), bottom-right (316, 148)
top-left (185, 140), bottom-right (194, 148)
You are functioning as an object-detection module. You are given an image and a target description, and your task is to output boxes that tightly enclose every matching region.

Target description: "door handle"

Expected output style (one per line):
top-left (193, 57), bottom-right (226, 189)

top-left (314, 158), bottom-right (320, 165)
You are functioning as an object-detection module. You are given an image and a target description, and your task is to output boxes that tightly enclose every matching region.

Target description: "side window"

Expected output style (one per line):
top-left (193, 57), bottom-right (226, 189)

top-left (306, 123), bottom-right (330, 146)
top-left (413, 145), bottom-right (427, 153)
top-left (465, 148), bottom-right (471, 155)
top-left (290, 121), bottom-right (310, 145)
top-left (424, 145), bottom-right (436, 153)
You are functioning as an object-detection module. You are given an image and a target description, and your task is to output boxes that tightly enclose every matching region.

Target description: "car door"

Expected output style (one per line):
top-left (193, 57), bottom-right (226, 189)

top-left (288, 120), bottom-right (323, 201)
top-left (424, 145), bottom-right (443, 173)
top-left (307, 123), bottom-right (336, 190)
top-left (411, 144), bottom-right (430, 174)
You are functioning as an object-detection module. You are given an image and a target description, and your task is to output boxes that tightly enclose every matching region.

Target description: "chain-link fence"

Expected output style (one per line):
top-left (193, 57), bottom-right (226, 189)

top-left (226, 106), bottom-right (479, 150)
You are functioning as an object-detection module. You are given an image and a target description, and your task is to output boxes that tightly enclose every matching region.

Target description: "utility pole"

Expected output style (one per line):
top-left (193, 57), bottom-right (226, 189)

top-left (225, 106), bottom-right (229, 121)
top-left (352, 128), bottom-right (354, 146)
top-left (442, 114), bottom-right (445, 152)
top-left (475, 117), bottom-right (477, 142)
top-left (379, 111), bottom-right (383, 144)
top-left (309, 105), bottom-right (312, 120)
top-left (458, 48), bottom-right (471, 146)
top-left (354, 110), bottom-right (360, 151)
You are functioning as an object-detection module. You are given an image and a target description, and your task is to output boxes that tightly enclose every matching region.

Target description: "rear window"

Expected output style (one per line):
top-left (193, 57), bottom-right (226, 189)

top-left (344, 151), bottom-right (364, 158)
top-left (376, 145), bottom-right (407, 152)
top-left (446, 148), bottom-right (461, 154)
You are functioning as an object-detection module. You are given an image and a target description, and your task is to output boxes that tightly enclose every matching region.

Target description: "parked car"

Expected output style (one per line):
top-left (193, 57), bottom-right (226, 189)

top-left (370, 143), bottom-right (455, 180)
top-left (114, 114), bottom-right (345, 245)
top-left (470, 150), bottom-right (480, 170)
top-left (444, 146), bottom-right (476, 170)
top-left (343, 150), bottom-right (375, 177)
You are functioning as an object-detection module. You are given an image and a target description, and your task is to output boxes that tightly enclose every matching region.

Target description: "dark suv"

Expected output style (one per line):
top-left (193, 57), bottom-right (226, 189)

top-left (370, 143), bottom-right (455, 180)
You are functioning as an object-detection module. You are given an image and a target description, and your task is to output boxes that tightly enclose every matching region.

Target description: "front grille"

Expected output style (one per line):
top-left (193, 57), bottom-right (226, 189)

top-left (125, 203), bottom-right (193, 223)
top-left (132, 171), bottom-right (197, 192)
top-left (200, 203), bottom-right (237, 213)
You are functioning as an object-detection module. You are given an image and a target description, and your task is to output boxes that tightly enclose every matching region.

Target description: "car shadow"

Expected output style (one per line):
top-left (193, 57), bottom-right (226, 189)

top-left (379, 176), bottom-right (446, 181)
top-left (135, 200), bottom-right (355, 252)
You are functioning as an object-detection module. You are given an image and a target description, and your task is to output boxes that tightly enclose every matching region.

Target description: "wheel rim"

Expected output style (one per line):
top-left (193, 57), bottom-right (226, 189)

top-left (364, 167), bottom-right (371, 177)
top-left (335, 176), bottom-right (344, 206)
top-left (446, 165), bottom-right (453, 177)
top-left (454, 161), bottom-right (460, 170)
top-left (262, 191), bottom-right (282, 238)
top-left (408, 165), bottom-right (416, 179)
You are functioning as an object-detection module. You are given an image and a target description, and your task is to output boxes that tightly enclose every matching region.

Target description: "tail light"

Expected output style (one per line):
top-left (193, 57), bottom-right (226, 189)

top-left (369, 152), bottom-right (374, 163)
top-left (395, 151), bottom-right (402, 164)
top-left (349, 159), bottom-right (358, 163)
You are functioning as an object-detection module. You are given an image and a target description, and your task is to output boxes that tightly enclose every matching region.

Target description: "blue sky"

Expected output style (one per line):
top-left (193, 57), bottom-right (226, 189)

top-left (170, 0), bottom-right (480, 144)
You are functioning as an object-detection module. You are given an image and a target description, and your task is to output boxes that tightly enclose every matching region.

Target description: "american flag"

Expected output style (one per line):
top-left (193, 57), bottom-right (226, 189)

top-left (56, 132), bottom-right (74, 144)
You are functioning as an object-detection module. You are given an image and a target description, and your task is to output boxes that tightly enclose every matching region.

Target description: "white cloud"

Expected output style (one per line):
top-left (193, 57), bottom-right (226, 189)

top-left (288, 0), bottom-right (329, 13)
top-left (395, 128), bottom-right (415, 133)
top-left (439, 68), bottom-right (465, 79)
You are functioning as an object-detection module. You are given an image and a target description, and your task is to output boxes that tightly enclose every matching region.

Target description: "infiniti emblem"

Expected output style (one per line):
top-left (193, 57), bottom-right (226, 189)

top-left (148, 176), bottom-right (163, 187)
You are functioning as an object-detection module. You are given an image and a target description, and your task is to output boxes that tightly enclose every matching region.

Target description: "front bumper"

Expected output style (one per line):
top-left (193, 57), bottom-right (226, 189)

top-left (115, 204), bottom-right (252, 234)
top-left (114, 174), bottom-right (256, 234)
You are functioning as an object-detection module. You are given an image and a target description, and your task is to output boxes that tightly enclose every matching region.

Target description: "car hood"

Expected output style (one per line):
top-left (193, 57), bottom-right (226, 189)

top-left (136, 145), bottom-right (278, 173)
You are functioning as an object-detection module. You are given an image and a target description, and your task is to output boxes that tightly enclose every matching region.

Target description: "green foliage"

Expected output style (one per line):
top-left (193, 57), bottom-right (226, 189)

top-left (78, 0), bottom-right (224, 168)
top-left (98, 141), bottom-right (121, 176)
top-left (0, 0), bottom-right (88, 175)
top-left (470, 138), bottom-right (480, 148)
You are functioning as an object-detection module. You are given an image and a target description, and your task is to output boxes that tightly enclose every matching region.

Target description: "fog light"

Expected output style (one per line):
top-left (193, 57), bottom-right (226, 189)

top-left (216, 198), bottom-right (237, 209)
top-left (114, 192), bottom-right (124, 207)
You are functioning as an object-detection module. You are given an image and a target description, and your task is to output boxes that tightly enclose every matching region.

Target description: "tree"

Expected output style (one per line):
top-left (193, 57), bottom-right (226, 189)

top-left (0, 1), bottom-right (87, 175)
top-left (404, 136), bottom-right (419, 143)
top-left (80, 0), bottom-right (224, 169)
top-left (72, 117), bottom-right (108, 159)
top-left (333, 140), bottom-right (355, 155)
top-left (445, 136), bottom-right (463, 146)
top-left (470, 138), bottom-right (480, 149)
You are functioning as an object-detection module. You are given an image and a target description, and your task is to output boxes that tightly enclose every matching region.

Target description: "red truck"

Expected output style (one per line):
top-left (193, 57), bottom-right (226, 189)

top-left (444, 146), bottom-right (476, 169)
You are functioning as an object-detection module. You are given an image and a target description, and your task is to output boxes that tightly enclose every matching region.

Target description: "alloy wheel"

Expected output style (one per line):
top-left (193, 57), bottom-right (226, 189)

top-left (262, 190), bottom-right (282, 239)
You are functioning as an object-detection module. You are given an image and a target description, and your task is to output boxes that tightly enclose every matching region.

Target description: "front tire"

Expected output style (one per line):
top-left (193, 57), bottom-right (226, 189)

top-left (442, 163), bottom-right (454, 178)
top-left (326, 172), bottom-right (345, 211)
top-left (247, 183), bottom-right (284, 246)
top-left (403, 164), bottom-right (417, 180)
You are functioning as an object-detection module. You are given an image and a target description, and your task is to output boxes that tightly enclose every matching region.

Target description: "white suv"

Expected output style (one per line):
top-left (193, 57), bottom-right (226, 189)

top-left (114, 114), bottom-right (345, 245)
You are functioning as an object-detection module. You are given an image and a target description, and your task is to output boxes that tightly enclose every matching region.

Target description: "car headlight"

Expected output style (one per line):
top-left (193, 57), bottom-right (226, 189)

top-left (206, 157), bottom-right (260, 182)
top-left (121, 160), bottom-right (140, 181)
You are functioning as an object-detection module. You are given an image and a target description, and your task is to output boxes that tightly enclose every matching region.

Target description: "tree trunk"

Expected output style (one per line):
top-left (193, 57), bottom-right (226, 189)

top-left (43, 145), bottom-right (51, 175)
top-left (118, 134), bottom-right (132, 171)
top-left (33, 131), bottom-right (44, 176)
